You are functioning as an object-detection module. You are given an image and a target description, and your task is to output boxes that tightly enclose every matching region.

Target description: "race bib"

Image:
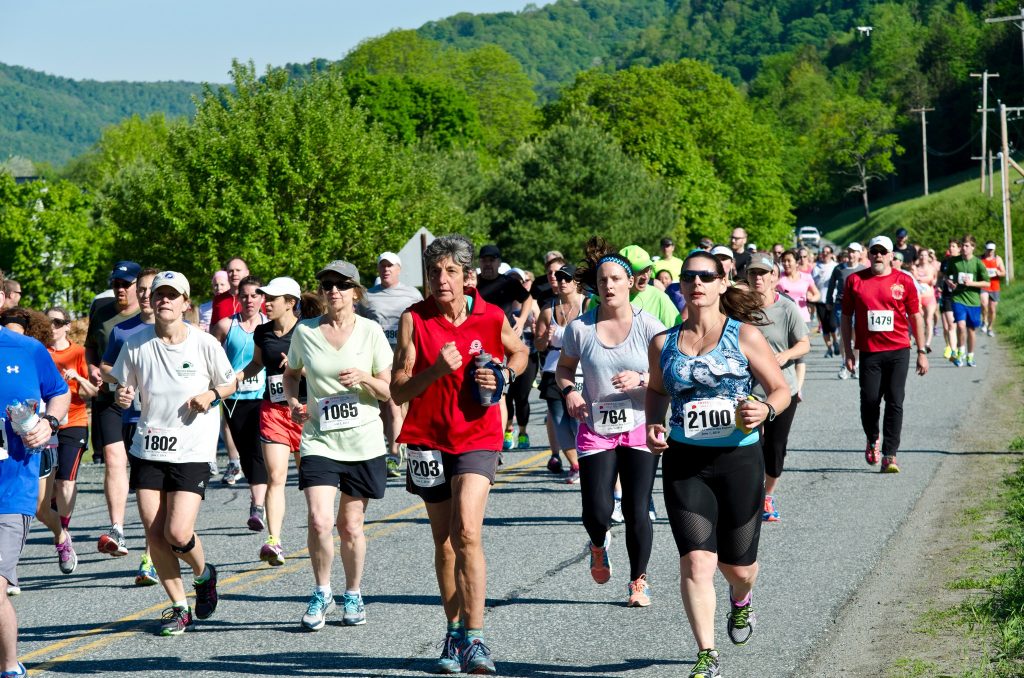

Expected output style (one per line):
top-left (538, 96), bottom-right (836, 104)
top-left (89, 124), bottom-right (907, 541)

top-left (141, 426), bottom-right (181, 460)
top-left (237, 372), bottom-right (264, 393)
top-left (866, 310), bottom-right (894, 332)
top-left (957, 272), bottom-right (974, 285)
top-left (987, 267), bottom-right (999, 279)
top-left (683, 398), bottom-right (737, 441)
top-left (318, 393), bottom-right (360, 432)
top-left (407, 448), bottom-right (444, 488)
top-left (593, 400), bottom-right (635, 436)
top-left (267, 374), bottom-right (286, 403)
top-left (383, 322), bottom-right (399, 346)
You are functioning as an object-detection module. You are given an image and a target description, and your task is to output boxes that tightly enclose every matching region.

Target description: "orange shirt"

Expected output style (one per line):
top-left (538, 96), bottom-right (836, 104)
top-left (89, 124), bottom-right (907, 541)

top-left (48, 342), bottom-right (89, 428)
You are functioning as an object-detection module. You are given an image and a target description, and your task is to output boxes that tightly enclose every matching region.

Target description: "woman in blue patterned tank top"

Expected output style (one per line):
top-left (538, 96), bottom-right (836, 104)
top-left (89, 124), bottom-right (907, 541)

top-left (643, 250), bottom-right (791, 678)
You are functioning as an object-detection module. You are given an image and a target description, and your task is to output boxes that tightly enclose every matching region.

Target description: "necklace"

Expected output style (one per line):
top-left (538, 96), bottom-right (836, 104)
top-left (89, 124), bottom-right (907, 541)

top-left (687, 317), bottom-right (723, 356)
top-left (556, 295), bottom-right (579, 325)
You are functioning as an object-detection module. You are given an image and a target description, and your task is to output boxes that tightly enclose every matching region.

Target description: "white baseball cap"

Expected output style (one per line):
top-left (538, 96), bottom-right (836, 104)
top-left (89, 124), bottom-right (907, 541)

top-left (151, 271), bottom-right (190, 298)
top-left (986, 241), bottom-right (997, 250)
top-left (378, 251), bottom-right (401, 266)
top-left (710, 245), bottom-right (734, 260)
top-left (258, 277), bottom-right (301, 299)
top-left (867, 235), bottom-right (894, 253)
top-left (847, 242), bottom-right (864, 252)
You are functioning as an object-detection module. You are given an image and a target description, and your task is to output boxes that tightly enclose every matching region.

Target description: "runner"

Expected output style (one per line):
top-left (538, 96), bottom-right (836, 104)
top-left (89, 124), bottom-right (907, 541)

top-left (283, 260), bottom-right (393, 632)
top-left (237, 277), bottom-right (304, 566)
top-left (938, 239), bottom-right (961, 361)
top-left (840, 236), bottom-right (929, 473)
top-left (0, 271), bottom-right (70, 677)
top-left (198, 271), bottom-right (229, 332)
top-left (730, 228), bottom-right (752, 277)
top-left (776, 249), bottom-right (819, 398)
top-left (618, 245), bottom-right (682, 328)
top-left (505, 268), bottom-right (539, 450)
top-left (100, 267), bottom-right (161, 585)
top-left (812, 246), bottom-right (838, 356)
top-left (392, 235), bottom-right (528, 674)
top-left (359, 252), bottom-right (422, 477)
top-left (892, 228), bottom-right (917, 267)
top-left (1, 280), bottom-right (21, 310)
top-left (826, 243), bottom-right (866, 379)
top-left (645, 249), bottom-right (790, 678)
top-left (555, 238), bottom-right (666, 608)
top-left (657, 237), bottom-right (684, 281)
top-left (43, 307), bottom-right (99, 575)
top-left (744, 254), bottom-right (809, 522)
top-left (210, 257), bottom-right (250, 325)
top-left (711, 246), bottom-right (736, 284)
top-left (110, 271), bottom-right (232, 635)
top-left (212, 276), bottom-right (269, 530)
top-left (534, 262), bottom-right (585, 483)
top-left (945, 234), bottom-right (990, 368)
top-left (911, 251), bottom-right (938, 353)
top-left (84, 260), bottom-right (141, 558)
top-left (980, 241), bottom-right (1006, 337)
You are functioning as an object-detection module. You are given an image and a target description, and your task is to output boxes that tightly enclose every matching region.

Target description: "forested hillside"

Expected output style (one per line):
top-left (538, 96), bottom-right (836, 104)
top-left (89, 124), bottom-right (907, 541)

top-left (0, 63), bottom-right (201, 164)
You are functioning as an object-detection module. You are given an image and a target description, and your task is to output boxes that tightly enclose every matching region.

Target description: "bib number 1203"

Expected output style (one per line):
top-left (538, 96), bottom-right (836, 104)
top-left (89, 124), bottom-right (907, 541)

top-left (407, 448), bottom-right (445, 488)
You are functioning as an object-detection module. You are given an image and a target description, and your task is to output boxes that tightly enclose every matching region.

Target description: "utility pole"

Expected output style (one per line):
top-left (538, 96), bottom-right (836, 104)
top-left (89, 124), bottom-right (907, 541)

top-left (971, 71), bottom-right (999, 193)
top-left (989, 150), bottom-right (996, 198)
top-left (999, 103), bottom-right (1016, 282)
top-left (986, 8), bottom-right (1024, 76)
top-left (910, 107), bottom-right (933, 195)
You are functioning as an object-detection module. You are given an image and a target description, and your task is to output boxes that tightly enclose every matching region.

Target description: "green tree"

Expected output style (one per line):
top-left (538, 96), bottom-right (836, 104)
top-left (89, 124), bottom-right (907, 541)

top-left (478, 115), bottom-right (678, 270)
top-left (548, 60), bottom-right (792, 247)
top-left (61, 113), bottom-right (176, 190)
top-left (98, 62), bottom-right (465, 288)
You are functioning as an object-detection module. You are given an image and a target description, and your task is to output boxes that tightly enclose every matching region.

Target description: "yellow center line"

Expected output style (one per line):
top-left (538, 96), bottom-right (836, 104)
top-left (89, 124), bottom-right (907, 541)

top-left (26, 449), bottom-right (551, 670)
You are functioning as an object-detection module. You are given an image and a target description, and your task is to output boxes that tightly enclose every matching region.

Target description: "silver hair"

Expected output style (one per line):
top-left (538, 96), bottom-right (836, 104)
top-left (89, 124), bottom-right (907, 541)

top-left (424, 235), bottom-right (474, 276)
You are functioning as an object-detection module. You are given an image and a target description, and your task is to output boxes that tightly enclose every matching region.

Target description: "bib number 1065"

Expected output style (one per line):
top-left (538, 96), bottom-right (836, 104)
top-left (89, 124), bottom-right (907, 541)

top-left (319, 393), bottom-right (360, 432)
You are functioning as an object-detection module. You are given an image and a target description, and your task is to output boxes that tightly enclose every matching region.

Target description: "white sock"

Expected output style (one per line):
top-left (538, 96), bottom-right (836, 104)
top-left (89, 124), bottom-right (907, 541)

top-left (316, 585), bottom-right (331, 597)
top-left (173, 599), bottom-right (188, 609)
top-left (112, 523), bottom-right (123, 533)
top-left (345, 589), bottom-right (360, 597)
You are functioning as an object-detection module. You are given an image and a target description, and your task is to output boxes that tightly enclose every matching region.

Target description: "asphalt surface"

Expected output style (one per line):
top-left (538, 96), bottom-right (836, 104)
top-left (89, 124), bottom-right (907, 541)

top-left (10, 327), bottom-right (999, 677)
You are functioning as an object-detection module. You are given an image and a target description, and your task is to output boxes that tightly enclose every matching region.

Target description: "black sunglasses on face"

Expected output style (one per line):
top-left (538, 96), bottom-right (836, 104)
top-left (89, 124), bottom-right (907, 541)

top-left (321, 280), bottom-right (357, 292)
top-left (554, 272), bottom-right (574, 283)
top-left (112, 280), bottom-right (135, 289)
top-left (50, 318), bottom-right (69, 328)
top-left (680, 270), bottom-right (721, 284)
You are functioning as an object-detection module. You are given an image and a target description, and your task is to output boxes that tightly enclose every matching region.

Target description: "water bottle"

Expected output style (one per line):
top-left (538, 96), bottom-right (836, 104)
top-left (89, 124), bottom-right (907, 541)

top-left (7, 399), bottom-right (46, 455)
top-left (474, 353), bottom-right (496, 406)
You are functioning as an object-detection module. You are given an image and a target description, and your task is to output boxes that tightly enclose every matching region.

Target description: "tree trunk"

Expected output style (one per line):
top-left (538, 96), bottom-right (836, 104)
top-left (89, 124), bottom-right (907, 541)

top-left (862, 188), bottom-right (870, 220)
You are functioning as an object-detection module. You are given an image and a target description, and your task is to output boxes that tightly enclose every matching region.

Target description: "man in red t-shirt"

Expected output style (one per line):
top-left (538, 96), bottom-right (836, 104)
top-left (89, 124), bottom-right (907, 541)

top-left (392, 235), bottom-right (528, 675)
top-left (841, 235), bottom-right (928, 474)
top-left (209, 257), bottom-right (250, 326)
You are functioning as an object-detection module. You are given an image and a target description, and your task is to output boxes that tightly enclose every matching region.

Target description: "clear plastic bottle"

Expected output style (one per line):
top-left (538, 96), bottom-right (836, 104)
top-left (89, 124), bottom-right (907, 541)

top-left (6, 399), bottom-right (45, 455)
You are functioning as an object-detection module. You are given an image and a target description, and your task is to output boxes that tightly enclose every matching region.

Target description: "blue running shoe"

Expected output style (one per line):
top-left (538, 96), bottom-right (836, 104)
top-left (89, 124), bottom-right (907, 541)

top-left (342, 591), bottom-right (366, 625)
top-left (434, 633), bottom-right (462, 674)
top-left (460, 637), bottom-right (496, 674)
top-left (301, 590), bottom-right (335, 631)
top-left (0, 662), bottom-right (26, 678)
top-left (502, 431), bottom-right (513, 450)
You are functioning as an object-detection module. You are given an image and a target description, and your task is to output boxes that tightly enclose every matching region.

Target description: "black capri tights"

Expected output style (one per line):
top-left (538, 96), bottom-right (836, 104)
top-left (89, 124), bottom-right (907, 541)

top-left (578, 446), bottom-right (659, 580)
top-left (505, 352), bottom-right (539, 429)
top-left (662, 439), bottom-right (764, 566)
top-left (762, 399), bottom-right (798, 478)
top-left (225, 399), bottom-right (267, 485)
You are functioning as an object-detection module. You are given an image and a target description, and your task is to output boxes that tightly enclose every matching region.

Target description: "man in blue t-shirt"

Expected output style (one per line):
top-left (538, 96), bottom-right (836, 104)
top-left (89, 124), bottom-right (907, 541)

top-left (0, 275), bottom-right (70, 677)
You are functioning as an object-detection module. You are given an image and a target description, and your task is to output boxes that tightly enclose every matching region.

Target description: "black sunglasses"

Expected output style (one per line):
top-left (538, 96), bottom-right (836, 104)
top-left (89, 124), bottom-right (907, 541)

top-left (50, 318), bottom-right (69, 328)
top-left (321, 280), bottom-right (357, 292)
top-left (680, 270), bottom-right (721, 284)
top-left (554, 271), bottom-right (574, 283)
top-left (112, 279), bottom-right (135, 289)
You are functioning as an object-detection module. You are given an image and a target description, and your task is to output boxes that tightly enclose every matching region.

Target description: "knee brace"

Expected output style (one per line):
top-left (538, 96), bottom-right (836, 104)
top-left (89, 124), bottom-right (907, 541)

top-left (171, 534), bottom-right (196, 554)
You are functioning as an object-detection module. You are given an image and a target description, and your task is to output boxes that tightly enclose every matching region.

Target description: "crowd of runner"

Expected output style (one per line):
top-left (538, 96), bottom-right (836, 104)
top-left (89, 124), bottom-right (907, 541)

top-left (0, 225), bottom-right (1002, 677)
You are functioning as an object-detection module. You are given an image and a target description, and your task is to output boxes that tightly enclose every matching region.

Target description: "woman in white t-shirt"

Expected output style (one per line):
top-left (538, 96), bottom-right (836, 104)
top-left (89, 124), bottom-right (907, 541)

top-left (283, 260), bottom-right (393, 632)
top-left (112, 271), bottom-right (236, 637)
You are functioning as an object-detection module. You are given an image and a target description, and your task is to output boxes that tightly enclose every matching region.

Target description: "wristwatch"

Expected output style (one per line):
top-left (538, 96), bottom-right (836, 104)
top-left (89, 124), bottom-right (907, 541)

top-left (561, 384), bottom-right (575, 397)
top-left (764, 402), bottom-right (777, 423)
top-left (917, 348), bottom-right (927, 354)
top-left (44, 414), bottom-right (60, 434)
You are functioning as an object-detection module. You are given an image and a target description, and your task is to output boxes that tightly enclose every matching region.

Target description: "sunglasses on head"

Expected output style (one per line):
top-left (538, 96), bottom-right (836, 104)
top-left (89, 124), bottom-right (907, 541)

top-left (680, 270), bottom-right (720, 284)
top-left (321, 280), bottom-right (357, 292)
top-left (50, 318), bottom-right (69, 328)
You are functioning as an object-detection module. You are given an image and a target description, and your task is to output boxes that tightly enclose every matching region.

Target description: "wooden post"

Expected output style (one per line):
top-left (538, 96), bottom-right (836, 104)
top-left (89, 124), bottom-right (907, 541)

top-left (910, 107), bottom-right (933, 195)
top-left (971, 72), bottom-right (999, 192)
top-left (1000, 104), bottom-right (1014, 282)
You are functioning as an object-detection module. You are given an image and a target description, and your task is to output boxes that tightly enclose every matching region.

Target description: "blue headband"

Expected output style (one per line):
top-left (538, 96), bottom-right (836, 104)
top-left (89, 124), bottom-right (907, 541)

top-left (597, 254), bottom-right (633, 276)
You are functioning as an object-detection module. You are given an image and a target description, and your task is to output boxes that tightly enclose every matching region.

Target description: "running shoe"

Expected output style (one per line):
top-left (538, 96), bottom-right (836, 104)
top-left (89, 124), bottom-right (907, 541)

top-left (823, 348), bottom-right (832, 359)
top-left (260, 536), bottom-right (286, 567)
top-left (341, 592), bottom-right (366, 626)
top-left (222, 461), bottom-right (242, 485)
top-left (838, 365), bottom-right (850, 380)
top-left (762, 495), bottom-right (780, 523)
top-left (547, 455), bottom-right (563, 474)
top-left (193, 563), bottom-right (218, 620)
top-left (726, 590), bottom-right (757, 645)
top-left (5, 585), bottom-right (20, 596)
top-left (627, 574), bottom-right (651, 607)
top-left (943, 345), bottom-right (952, 360)
top-left (610, 498), bottom-right (624, 523)
top-left (0, 662), bottom-right (26, 677)
top-left (953, 355), bottom-right (963, 367)
top-left (648, 497), bottom-right (658, 522)
top-left (247, 504), bottom-right (266, 532)
top-left (689, 649), bottom-right (720, 678)
top-left (881, 456), bottom-right (901, 474)
top-left (966, 354), bottom-right (976, 367)
top-left (502, 431), bottom-right (514, 450)
top-left (565, 466), bottom-right (580, 485)
top-left (517, 433), bottom-right (530, 449)
top-left (987, 328), bottom-right (995, 337)
top-left (135, 553), bottom-right (159, 586)
top-left (301, 590), bottom-right (336, 631)
top-left (864, 439), bottom-right (880, 466)
top-left (56, 531), bottom-right (77, 574)
top-left (460, 637), bottom-right (496, 675)
top-left (97, 526), bottom-right (128, 557)
top-left (588, 533), bottom-right (612, 585)
top-left (435, 632), bottom-right (462, 674)
top-left (159, 606), bottom-right (194, 636)
top-left (386, 454), bottom-right (402, 478)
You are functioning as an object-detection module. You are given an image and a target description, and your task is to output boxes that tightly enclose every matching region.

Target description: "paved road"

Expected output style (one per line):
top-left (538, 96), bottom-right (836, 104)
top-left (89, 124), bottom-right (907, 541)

top-left (11, 329), bottom-right (1000, 677)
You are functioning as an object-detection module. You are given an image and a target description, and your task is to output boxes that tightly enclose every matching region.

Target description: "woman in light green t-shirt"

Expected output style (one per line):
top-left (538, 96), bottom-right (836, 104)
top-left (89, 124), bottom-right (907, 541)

top-left (283, 260), bottom-right (393, 631)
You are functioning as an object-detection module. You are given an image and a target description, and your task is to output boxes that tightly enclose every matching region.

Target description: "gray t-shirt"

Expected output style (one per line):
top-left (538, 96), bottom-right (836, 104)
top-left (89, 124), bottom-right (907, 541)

top-left (561, 306), bottom-right (666, 432)
top-left (753, 295), bottom-right (808, 397)
top-left (359, 283), bottom-right (423, 346)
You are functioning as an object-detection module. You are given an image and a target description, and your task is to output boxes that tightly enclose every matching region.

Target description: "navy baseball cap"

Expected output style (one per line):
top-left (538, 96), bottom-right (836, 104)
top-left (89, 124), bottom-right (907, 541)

top-left (110, 261), bottom-right (141, 283)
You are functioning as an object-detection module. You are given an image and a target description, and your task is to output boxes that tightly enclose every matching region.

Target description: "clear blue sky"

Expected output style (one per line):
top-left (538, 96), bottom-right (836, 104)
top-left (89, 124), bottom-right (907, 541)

top-left (1, 1), bottom-right (532, 83)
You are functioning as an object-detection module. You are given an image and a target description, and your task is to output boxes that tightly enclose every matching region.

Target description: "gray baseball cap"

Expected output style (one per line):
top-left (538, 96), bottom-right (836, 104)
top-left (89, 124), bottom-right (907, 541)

top-left (316, 260), bottom-right (360, 285)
